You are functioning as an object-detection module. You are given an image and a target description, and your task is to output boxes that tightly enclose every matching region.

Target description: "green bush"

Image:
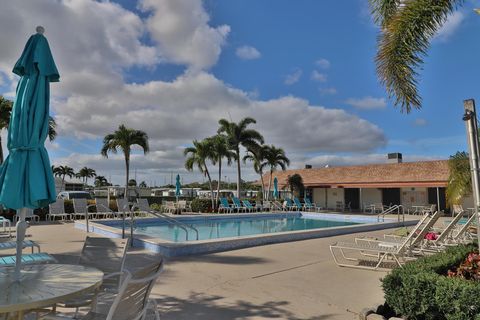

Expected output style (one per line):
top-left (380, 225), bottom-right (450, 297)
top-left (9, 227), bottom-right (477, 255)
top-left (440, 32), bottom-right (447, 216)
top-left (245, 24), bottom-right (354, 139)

top-left (150, 203), bottom-right (162, 211)
top-left (382, 244), bottom-right (477, 320)
top-left (190, 198), bottom-right (213, 213)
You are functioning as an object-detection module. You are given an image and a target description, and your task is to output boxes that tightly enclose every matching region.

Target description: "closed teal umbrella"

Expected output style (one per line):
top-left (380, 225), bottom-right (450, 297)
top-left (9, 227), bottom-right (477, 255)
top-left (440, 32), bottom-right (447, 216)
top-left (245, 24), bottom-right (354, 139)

top-left (175, 174), bottom-right (181, 199)
top-left (273, 177), bottom-right (279, 199)
top-left (0, 27), bottom-right (59, 280)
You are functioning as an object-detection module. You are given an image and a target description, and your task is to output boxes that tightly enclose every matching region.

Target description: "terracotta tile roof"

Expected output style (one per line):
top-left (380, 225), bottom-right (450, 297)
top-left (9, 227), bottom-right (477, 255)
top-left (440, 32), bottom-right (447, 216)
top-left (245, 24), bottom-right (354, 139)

top-left (263, 160), bottom-right (449, 188)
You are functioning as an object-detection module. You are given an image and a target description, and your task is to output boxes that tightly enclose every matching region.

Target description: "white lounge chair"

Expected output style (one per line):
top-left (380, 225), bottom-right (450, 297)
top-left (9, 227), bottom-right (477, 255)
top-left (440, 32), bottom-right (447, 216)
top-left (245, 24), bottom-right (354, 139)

top-left (14, 208), bottom-right (40, 223)
top-left (330, 212), bottom-right (439, 270)
top-left (47, 200), bottom-right (72, 221)
top-left (116, 198), bottom-right (131, 219)
top-left (73, 198), bottom-right (96, 220)
top-left (95, 198), bottom-right (114, 219)
top-left (40, 258), bottom-right (164, 320)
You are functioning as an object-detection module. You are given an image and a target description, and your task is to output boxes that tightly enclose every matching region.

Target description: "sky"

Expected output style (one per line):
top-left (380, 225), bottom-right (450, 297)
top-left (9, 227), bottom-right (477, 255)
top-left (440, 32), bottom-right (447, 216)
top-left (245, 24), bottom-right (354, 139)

top-left (0, 0), bottom-right (479, 186)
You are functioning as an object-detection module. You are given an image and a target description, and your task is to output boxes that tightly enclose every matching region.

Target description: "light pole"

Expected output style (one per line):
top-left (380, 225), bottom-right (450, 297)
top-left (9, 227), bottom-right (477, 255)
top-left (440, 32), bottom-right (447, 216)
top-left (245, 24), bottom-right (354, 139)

top-left (462, 99), bottom-right (480, 248)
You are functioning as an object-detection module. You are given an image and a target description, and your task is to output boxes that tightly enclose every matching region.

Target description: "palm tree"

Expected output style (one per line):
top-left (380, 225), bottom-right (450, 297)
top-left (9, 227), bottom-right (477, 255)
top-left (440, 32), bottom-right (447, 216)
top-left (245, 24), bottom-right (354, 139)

top-left (264, 145), bottom-right (290, 201)
top-left (101, 124), bottom-right (149, 199)
top-left (94, 175), bottom-right (109, 187)
top-left (446, 151), bottom-right (471, 205)
top-left (286, 174), bottom-right (304, 198)
top-left (207, 134), bottom-right (235, 207)
top-left (243, 145), bottom-right (268, 200)
top-left (76, 167), bottom-right (96, 186)
top-left (184, 139), bottom-right (216, 208)
top-left (139, 181), bottom-right (147, 188)
top-left (0, 96), bottom-right (58, 164)
top-left (370, 0), bottom-right (463, 112)
top-left (53, 165), bottom-right (75, 191)
top-left (218, 117), bottom-right (264, 197)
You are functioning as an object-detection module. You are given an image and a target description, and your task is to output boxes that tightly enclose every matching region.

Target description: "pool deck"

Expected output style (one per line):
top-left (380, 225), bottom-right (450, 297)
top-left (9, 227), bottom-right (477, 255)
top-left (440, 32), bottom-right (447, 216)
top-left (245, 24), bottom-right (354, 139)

top-left (10, 218), bottom-right (426, 320)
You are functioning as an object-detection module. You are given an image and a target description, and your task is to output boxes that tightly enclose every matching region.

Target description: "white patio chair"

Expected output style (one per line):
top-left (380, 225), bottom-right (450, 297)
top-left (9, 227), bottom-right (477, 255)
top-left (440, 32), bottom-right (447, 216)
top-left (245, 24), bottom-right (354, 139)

top-left (73, 199), bottom-right (96, 220)
top-left (40, 258), bottom-right (164, 320)
top-left (47, 200), bottom-right (72, 221)
top-left (95, 198), bottom-right (114, 219)
top-left (116, 198), bottom-right (131, 219)
top-left (14, 208), bottom-right (40, 223)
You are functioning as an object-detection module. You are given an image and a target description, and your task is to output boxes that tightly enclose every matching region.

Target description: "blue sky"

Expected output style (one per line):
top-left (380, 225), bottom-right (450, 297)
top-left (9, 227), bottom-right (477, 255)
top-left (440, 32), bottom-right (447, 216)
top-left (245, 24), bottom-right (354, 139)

top-left (0, 0), bottom-right (478, 185)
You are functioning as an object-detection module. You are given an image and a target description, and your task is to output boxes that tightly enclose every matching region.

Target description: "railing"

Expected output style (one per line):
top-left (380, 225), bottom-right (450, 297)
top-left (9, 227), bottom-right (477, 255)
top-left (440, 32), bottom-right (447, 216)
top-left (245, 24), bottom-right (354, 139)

top-left (130, 204), bottom-right (199, 241)
top-left (377, 205), bottom-right (406, 223)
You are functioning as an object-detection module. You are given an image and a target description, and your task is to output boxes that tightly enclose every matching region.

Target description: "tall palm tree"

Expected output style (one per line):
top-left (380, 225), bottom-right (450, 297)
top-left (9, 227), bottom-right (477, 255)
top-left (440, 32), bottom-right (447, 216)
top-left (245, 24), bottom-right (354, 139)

top-left (207, 134), bottom-right (235, 207)
top-left (53, 165), bottom-right (75, 192)
top-left (286, 174), bottom-right (304, 198)
top-left (101, 124), bottom-right (149, 199)
top-left (0, 96), bottom-right (58, 164)
top-left (263, 145), bottom-right (290, 201)
top-left (95, 175), bottom-right (109, 187)
top-left (218, 117), bottom-right (264, 197)
top-left (76, 167), bottom-right (96, 186)
top-left (446, 151), bottom-right (471, 205)
top-left (184, 139), bottom-right (216, 208)
top-left (370, 0), bottom-right (463, 112)
top-left (243, 144), bottom-right (268, 200)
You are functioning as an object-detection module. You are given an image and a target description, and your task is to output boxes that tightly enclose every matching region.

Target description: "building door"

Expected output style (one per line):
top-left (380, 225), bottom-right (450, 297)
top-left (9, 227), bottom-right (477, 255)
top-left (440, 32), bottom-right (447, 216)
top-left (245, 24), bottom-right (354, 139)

top-left (428, 187), bottom-right (446, 211)
top-left (382, 188), bottom-right (401, 206)
top-left (344, 188), bottom-right (360, 210)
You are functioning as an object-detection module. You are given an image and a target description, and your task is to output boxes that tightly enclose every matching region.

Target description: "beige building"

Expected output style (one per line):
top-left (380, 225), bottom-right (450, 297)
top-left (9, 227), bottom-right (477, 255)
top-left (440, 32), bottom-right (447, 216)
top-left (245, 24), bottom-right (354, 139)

top-left (266, 158), bottom-right (469, 212)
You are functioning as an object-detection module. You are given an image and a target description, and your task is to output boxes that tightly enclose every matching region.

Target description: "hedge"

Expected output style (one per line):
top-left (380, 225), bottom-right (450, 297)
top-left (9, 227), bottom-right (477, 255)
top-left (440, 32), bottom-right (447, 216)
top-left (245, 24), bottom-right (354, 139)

top-left (382, 244), bottom-right (480, 320)
top-left (190, 198), bottom-right (213, 213)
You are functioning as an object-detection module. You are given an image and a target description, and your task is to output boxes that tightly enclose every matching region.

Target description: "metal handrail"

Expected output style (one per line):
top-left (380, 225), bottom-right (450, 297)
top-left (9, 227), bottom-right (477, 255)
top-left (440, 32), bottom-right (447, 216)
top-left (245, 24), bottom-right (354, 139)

top-left (378, 205), bottom-right (405, 222)
top-left (131, 204), bottom-right (199, 241)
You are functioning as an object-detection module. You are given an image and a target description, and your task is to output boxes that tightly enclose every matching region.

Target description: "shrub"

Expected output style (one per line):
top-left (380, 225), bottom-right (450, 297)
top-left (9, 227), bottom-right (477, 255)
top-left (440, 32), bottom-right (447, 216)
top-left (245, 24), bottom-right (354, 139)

top-left (382, 244), bottom-right (477, 320)
top-left (191, 198), bottom-right (213, 213)
top-left (150, 203), bottom-right (162, 211)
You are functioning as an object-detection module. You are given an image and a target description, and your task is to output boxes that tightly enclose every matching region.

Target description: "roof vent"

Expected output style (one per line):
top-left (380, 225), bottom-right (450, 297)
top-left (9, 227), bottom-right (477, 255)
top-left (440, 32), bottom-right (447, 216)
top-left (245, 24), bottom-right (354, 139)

top-left (305, 164), bottom-right (312, 169)
top-left (387, 153), bottom-right (403, 164)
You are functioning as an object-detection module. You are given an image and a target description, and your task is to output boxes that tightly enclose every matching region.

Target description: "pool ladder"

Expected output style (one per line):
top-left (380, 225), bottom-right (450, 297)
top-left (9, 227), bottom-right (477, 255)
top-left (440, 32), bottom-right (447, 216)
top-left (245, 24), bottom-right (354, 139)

top-left (377, 205), bottom-right (405, 223)
top-left (127, 203), bottom-right (199, 242)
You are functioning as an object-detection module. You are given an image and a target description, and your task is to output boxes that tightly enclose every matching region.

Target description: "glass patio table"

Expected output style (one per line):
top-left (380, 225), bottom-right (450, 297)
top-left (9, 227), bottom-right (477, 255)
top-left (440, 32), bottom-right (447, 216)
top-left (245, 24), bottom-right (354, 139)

top-left (0, 264), bottom-right (103, 319)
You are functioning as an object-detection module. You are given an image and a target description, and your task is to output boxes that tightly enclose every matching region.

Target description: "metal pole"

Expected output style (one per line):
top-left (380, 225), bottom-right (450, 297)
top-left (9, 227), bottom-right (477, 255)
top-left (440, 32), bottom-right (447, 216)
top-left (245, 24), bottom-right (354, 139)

top-left (463, 99), bottom-right (480, 248)
top-left (436, 187), bottom-right (441, 212)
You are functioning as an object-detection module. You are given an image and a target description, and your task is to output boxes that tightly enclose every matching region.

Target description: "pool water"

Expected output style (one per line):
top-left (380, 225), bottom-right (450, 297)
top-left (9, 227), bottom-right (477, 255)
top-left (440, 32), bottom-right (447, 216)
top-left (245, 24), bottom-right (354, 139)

top-left (125, 215), bottom-right (361, 242)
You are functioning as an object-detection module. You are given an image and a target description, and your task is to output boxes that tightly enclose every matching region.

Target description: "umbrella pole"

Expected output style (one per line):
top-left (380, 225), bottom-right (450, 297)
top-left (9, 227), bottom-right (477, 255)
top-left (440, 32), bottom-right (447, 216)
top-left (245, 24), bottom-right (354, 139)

top-left (14, 207), bottom-right (27, 281)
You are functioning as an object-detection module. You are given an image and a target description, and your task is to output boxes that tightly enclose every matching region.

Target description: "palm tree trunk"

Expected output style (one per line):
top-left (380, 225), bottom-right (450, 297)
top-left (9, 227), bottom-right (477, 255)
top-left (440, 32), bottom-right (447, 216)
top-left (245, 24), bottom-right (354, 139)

top-left (259, 169), bottom-right (265, 201)
top-left (216, 157), bottom-right (222, 209)
top-left (267, 169), bottom-right (273, 201)
top-left (0, 137), bottom-right (3, 164)
top-left (204, 166), bottom-right (215, 209)
top-left (61, 176), bottom-right (65, 192)
top-left (124, 152), bottom-right (130, 200)
top-left (236, 148), bottom-right (241, 198)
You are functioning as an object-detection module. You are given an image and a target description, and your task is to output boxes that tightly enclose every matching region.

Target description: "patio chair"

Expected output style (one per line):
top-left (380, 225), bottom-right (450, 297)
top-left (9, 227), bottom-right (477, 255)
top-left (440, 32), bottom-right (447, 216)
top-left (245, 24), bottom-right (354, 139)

top-left (232, 197), bottom-right (248, 213)
top-left (116, 198), bottom-right (132, 219)
top-left (242, 200), bottom-right (258, 212)
top-left (95, 198), bottom-right (114, 219)
top-left (449, 213), bottom-right (478, 244)
top-left (293, 198), bottom-right (304, 211)
top-left (164, 201), bottom-right (177, 214)
top-left (304, 198), bottom-right (322, 212)
top-left (330, 212), bottom-right (439, 270)
top-left (0, 216), bottom-right (12, 237)
top-left (73, 198), bottom-right (95, 220)
top-left (219, 198), bottom-right (233, 213)
top-left (0, 239), bottom-right (40, 253)
top-left (47, 200), bottom-right (72, 221)
top-left (422, 204), bottom-right (436, 215)
top-left (344, 202), bottom-right (352, 212)
top-left (419, 209), bottom-right (466, 251)
top-left (40, 258), bottom-right (164, 320)
top-left (0, 252), bottom-right (56, 267)
top-left (272, 200), bottom-right (286, 211)
top-left (57, 237), bottom-right (130, 314)
top-left (283, 198), bottom-right (296, 211)
top-left (177, 200), bottom-right (190, 213)
top-left (14, 208), bottom-right (40, 223)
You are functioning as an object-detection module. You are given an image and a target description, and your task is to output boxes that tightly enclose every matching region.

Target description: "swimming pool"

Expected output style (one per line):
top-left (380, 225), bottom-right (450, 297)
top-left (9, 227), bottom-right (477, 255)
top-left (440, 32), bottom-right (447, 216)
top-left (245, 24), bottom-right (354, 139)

top-left (77, 212), bottom-right (417, 257)
top-left (121, 214), bottom-right (361, 242)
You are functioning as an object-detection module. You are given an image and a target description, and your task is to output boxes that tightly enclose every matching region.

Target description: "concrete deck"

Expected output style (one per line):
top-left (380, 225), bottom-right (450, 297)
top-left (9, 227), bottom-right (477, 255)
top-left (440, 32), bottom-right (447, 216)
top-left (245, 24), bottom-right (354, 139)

top-left (9, 221), bottom-right (402, 320)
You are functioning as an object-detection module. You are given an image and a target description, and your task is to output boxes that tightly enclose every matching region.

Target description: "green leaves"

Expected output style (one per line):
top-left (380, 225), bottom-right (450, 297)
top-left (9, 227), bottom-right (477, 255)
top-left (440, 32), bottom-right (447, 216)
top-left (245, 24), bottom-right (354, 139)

top-left (371, 0), bottom-right (464, 112)
top-left (446, 151), bottom-right (471, 205)
top-left (101, 124), bottom-right (149, 158)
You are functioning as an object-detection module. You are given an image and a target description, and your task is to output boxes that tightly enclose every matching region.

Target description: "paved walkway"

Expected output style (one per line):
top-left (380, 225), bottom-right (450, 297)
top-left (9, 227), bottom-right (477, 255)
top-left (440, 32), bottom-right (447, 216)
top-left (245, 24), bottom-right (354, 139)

top-left (17, 221), bottom-right (397, 320)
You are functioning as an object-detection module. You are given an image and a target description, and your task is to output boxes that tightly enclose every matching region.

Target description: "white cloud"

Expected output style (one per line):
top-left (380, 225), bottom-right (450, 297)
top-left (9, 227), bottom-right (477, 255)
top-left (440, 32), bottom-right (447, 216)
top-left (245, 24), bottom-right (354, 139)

top-left (140, 0), bottom-right (230, 70)
top-left (319, 87), bottom-right (337, 95)
top-left (311, 70), bottom-right (327, 82)
top-left (284, 69), bottom-right (302, 85)
top-left (345, 96), bottom-right (387, 110)
top-left (236, 45), bottom-right (261, 60)
top-left (0, 0), bottom-right (387, 185)
top-left (434, 11), bottom-right (464, 42)
top-left (414, 118), bottom-right (427, 126)
top-left (315, 58), bottom-right (330, 69)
